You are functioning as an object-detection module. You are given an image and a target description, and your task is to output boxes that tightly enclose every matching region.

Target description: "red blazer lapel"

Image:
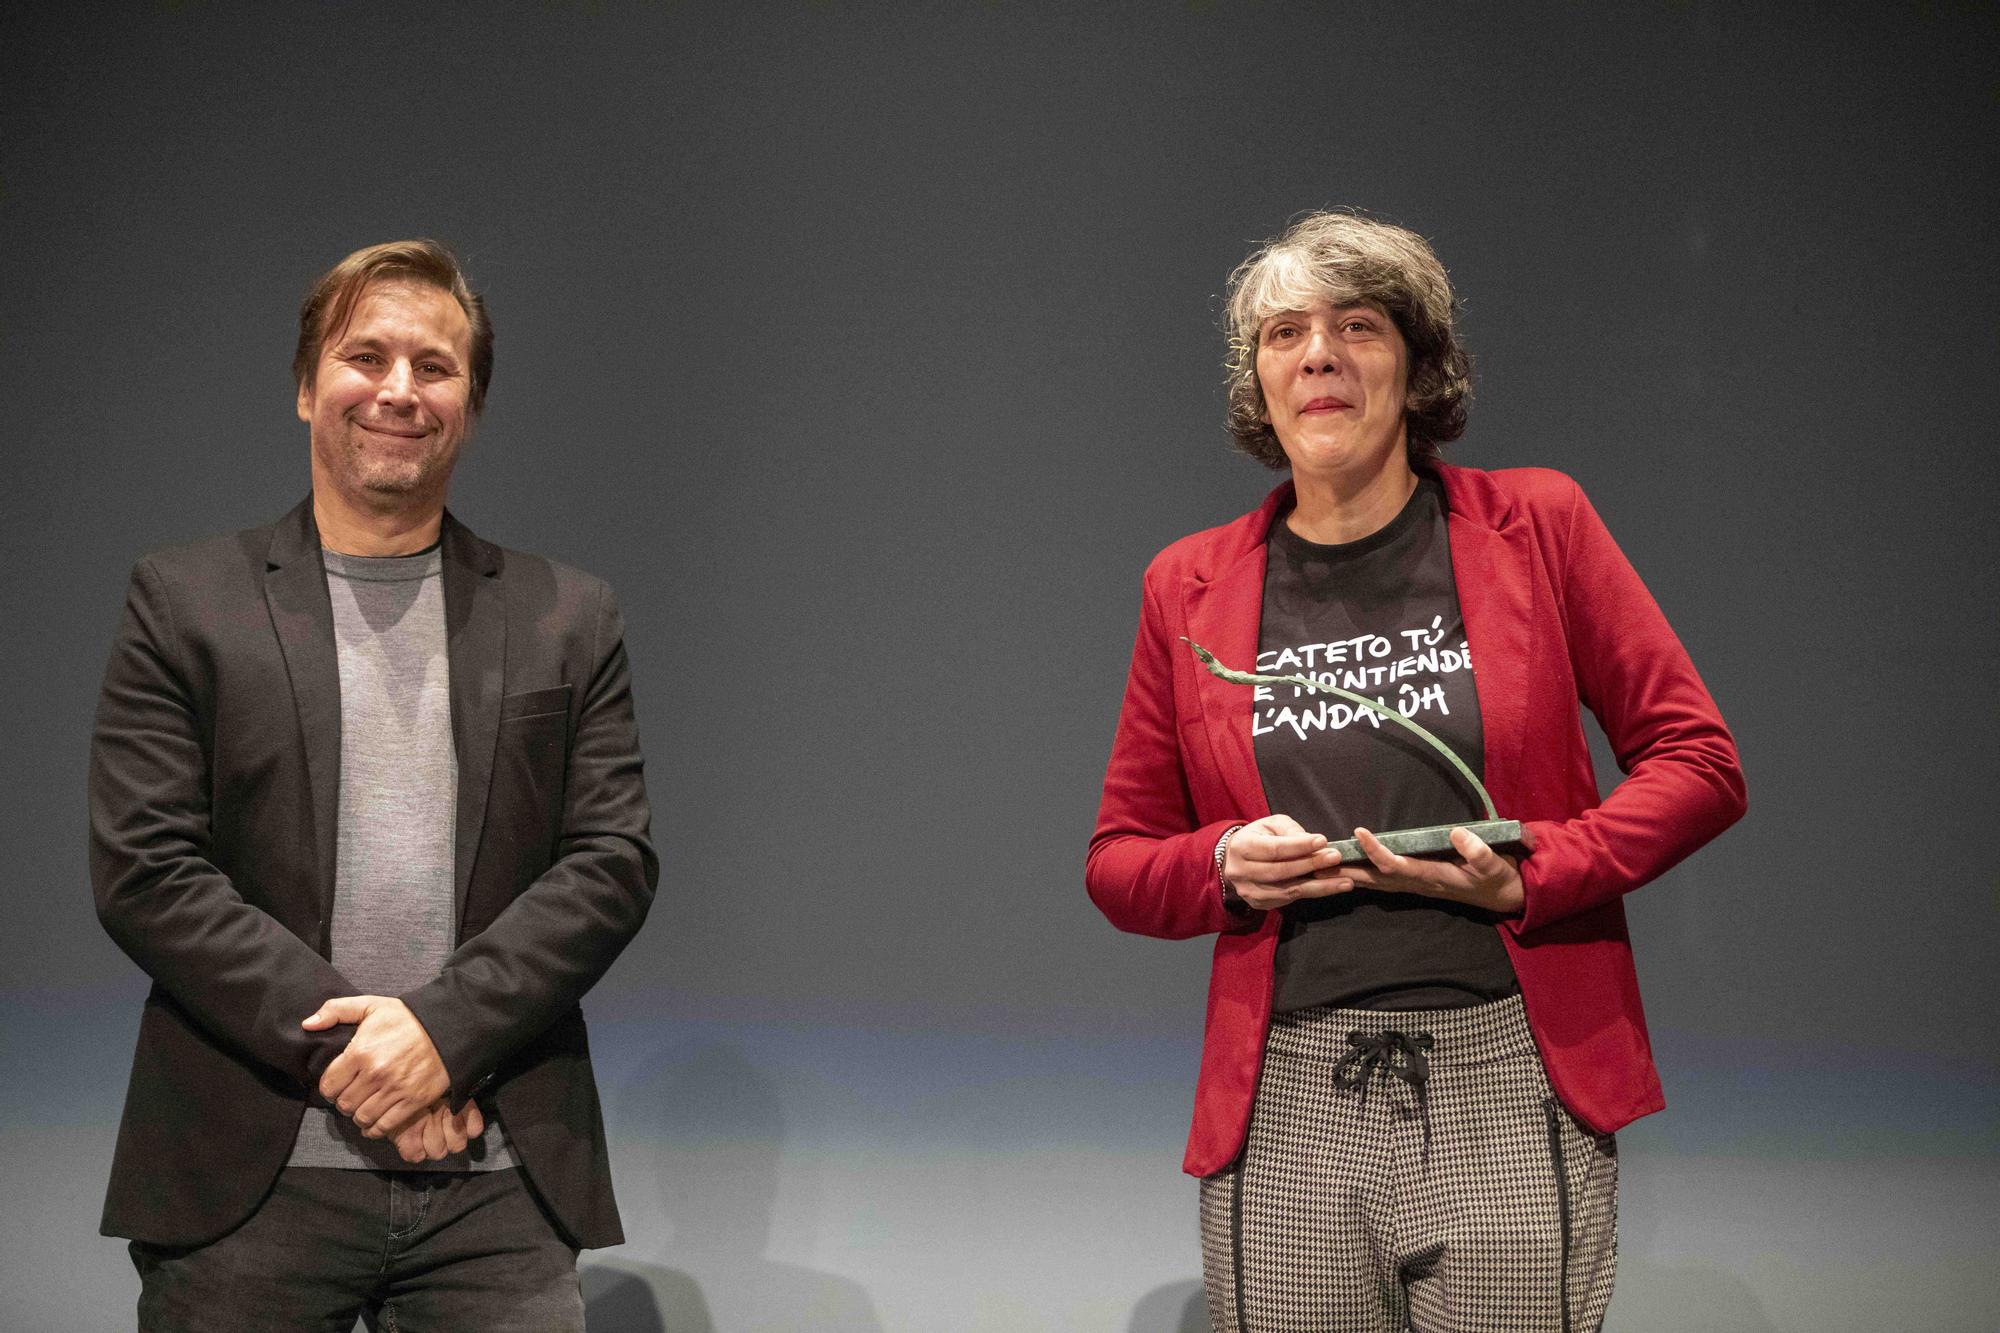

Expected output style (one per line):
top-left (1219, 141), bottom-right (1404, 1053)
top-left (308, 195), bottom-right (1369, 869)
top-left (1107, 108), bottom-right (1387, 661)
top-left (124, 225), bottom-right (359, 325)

top-left (1438, 466), bottom-right (1536, 820)
top-left (1183, 548), bottom-right (1269, 824)
top-left (1180, 483), bottom-right (1292, 825)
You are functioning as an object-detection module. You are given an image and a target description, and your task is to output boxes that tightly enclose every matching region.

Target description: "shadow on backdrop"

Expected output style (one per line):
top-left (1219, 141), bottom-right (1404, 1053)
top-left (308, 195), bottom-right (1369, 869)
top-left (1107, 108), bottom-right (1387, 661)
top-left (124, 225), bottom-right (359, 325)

top-left (584, 1043), bottom-right (881, 1333)
top-left (1603, 1171), bottom-right (1778, 1333)
top-left (1128, 1278), bottom-right (1208, 1332)
top-left (580, 1264), bottom-right (684, 1333)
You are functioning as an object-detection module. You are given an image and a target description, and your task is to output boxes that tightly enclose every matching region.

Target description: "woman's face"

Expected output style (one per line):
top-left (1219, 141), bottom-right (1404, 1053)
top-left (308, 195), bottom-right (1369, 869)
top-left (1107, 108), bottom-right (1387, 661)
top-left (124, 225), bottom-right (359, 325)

top-left (1255, 301), bottom-right (1411, 485)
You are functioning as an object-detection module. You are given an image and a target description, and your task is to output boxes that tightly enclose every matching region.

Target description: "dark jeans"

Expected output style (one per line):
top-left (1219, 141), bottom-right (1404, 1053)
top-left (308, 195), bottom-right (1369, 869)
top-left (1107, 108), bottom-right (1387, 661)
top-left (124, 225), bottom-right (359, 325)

top-left (129, 1167), bottom-right (583, 1333)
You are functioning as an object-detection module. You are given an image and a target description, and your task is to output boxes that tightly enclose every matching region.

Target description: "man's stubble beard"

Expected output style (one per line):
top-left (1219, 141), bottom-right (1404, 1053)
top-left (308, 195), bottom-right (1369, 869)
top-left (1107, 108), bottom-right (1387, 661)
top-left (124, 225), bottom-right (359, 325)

top-left (337, 426), bottom-right (461, 509)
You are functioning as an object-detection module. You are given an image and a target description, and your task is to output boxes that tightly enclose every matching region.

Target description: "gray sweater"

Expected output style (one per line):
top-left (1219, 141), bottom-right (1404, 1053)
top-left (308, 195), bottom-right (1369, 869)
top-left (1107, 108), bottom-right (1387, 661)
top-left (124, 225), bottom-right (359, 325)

top-left (288, 547), bottom-right (513, 1171)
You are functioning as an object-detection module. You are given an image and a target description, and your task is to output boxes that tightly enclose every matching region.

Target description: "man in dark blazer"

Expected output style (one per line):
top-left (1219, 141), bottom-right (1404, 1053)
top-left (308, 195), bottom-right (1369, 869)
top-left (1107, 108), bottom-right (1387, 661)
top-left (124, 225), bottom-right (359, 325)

top-left (88, 239), bottom-right (656, 1330)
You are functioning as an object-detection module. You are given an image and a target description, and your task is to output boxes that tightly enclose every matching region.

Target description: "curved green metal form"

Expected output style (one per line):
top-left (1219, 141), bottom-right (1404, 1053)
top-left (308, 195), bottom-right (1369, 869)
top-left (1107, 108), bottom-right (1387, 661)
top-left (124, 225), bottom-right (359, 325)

top-left (1182, 637), bottom-right (1499, 822)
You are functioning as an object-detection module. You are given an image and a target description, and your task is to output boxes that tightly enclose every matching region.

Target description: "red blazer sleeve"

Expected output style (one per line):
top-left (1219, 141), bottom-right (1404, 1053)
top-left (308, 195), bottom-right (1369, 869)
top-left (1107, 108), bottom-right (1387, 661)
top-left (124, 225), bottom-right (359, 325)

top-left (1512, 479), bottom-right (1748, 932)
top-left (1087, 567), bottom-right (1257, 940)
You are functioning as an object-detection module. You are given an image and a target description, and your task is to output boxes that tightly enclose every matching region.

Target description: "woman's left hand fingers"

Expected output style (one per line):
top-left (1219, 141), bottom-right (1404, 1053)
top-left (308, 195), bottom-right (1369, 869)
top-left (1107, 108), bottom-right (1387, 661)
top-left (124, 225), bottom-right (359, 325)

top-left (1352, 828), bottom-right (1445, 887)
top-left (1448, 826), bottom-right (1504, 878)
top-left (1345, 827), bottom-right (1524, 914)
top-left (1350, 828), bottom-right (1479, 898)
top-left (1352, 828), bottom-right (1401, 872)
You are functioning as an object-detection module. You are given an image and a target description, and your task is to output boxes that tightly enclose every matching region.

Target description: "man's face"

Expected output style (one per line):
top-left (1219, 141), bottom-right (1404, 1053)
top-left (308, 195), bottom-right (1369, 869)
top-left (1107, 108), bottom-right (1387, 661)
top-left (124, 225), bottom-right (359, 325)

top-left (297, 279), bottom-right (474, 510)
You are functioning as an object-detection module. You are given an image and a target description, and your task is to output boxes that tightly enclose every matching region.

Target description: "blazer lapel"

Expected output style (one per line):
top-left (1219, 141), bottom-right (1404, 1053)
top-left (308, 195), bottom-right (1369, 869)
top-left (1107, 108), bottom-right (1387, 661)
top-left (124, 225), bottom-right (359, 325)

top-left (1440, 473), bottom-right (1534, 817)
top-left (1181, 486), bottom-right (1290, 823)
top-left (262, 498), bottom-right (342, 929)
top-left (441, 513), bottom-right (505, 930)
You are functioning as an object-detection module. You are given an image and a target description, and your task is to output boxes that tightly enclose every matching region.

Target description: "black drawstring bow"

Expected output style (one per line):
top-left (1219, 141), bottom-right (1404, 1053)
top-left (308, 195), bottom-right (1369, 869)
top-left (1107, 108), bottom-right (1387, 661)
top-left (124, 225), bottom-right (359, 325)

top-left (1331, 1029), bottom-right (1436, 1157)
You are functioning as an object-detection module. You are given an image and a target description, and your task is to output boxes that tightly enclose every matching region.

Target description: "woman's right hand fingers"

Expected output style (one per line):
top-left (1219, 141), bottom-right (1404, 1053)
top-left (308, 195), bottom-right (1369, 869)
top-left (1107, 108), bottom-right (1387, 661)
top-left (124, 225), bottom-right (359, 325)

top-left (1227, 816), bottom-right (1341, 886)
top-left (1235, 873), bottom-right (1352, 910)
top-left (1225, 814), bottom-right (1351, 908)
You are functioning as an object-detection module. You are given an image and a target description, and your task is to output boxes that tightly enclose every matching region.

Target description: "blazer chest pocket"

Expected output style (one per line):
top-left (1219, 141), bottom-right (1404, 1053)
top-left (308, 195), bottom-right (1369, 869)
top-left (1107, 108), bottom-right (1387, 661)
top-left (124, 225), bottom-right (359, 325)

top-left (495, 686), bottom-right (572, 867)
top-left (501, 684), bottom-right (572, 723)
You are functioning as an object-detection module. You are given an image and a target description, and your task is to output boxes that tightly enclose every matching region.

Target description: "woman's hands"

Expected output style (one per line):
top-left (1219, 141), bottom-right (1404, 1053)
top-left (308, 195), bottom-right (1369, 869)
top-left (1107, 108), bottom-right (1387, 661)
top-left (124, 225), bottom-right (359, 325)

top-left (1343, 825), bottom-right (1525, 916)
top-left (1221, 815), bottom-right (1351, 911)
top-left (1222, 817), bottom-right (1525, 917)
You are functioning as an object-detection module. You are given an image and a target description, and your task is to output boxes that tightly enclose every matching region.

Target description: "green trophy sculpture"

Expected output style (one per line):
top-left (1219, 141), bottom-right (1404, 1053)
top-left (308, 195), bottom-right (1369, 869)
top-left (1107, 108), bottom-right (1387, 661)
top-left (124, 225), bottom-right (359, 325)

top-left (1182, 638), bottom-right (1523, 863)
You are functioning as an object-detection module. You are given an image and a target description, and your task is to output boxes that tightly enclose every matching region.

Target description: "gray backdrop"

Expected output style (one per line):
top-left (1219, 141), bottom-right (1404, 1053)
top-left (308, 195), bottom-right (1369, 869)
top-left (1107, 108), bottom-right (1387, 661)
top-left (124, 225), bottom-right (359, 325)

top-left (4, 3), bottom-right (1995, 1330)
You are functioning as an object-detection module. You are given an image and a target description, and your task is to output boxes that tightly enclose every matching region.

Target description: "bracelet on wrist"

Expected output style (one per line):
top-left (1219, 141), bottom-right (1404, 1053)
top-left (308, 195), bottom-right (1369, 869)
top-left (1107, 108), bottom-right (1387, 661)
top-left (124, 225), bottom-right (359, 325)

top-left (1215, 824), bottom-right (1252, 917)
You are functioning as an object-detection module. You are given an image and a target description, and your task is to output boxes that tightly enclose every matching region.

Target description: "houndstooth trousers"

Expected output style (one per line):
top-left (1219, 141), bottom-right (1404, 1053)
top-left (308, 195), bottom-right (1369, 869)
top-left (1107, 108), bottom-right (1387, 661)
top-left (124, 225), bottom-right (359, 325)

top-left (1198, 994), bottom-right (1618, 1332)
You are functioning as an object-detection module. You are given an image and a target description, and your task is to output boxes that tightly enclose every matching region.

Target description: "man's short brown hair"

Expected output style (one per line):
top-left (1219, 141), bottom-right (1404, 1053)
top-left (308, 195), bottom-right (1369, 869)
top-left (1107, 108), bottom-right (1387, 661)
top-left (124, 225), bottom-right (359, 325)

top-left (293, 239), bottom-right (493, 414)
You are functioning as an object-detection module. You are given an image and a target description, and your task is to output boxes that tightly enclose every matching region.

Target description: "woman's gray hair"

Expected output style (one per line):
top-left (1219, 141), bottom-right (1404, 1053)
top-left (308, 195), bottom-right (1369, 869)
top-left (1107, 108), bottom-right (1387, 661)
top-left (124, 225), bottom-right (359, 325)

top-left (1224, 211), bottom-right (1470, 469)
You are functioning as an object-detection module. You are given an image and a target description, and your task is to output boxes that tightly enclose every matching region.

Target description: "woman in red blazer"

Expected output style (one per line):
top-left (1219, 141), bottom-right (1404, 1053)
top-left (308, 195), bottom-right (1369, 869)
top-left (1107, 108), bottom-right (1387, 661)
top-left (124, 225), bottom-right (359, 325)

top-left (1087, 213), bottom-right (1745, 1333)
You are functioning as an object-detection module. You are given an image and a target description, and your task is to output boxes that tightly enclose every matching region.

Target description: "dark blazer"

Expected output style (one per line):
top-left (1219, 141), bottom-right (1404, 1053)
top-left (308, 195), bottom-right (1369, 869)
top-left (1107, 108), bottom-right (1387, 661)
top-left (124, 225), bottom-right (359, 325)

top-left (1087, 465), bottom-right (1746, 1176)
top-left (89, 497), bottom-right (657, 1248)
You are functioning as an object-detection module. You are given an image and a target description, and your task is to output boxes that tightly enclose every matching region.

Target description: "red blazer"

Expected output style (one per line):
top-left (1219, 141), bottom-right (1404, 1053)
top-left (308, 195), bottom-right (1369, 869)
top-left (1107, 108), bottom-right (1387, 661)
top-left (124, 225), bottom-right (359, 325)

top-left (1086, 464), bottom-right (1745, 1177)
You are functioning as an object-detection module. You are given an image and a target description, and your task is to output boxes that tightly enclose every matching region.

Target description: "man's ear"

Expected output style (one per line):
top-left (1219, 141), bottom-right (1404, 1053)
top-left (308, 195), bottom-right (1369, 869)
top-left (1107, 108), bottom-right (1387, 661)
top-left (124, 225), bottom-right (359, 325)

top-left (296, 377), bottom-right (313, 423)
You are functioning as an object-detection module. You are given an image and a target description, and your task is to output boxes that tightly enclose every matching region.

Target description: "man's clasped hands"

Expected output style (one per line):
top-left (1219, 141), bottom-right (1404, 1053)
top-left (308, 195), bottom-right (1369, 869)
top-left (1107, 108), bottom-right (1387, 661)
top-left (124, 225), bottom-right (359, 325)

top-left (302, 996), bottom-right (481, 1164)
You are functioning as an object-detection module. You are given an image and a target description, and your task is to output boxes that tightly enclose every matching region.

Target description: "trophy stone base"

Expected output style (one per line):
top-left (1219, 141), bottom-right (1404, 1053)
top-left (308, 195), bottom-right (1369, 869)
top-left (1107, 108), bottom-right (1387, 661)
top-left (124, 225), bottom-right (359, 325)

top-left (1328, 819), bottom-right (1523, 864)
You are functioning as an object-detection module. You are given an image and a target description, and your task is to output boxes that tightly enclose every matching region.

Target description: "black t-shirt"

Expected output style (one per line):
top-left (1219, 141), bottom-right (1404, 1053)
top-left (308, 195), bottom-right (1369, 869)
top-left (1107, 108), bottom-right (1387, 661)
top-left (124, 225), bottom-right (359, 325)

top-left (1255, 475), bottom-right (1519, 1013)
